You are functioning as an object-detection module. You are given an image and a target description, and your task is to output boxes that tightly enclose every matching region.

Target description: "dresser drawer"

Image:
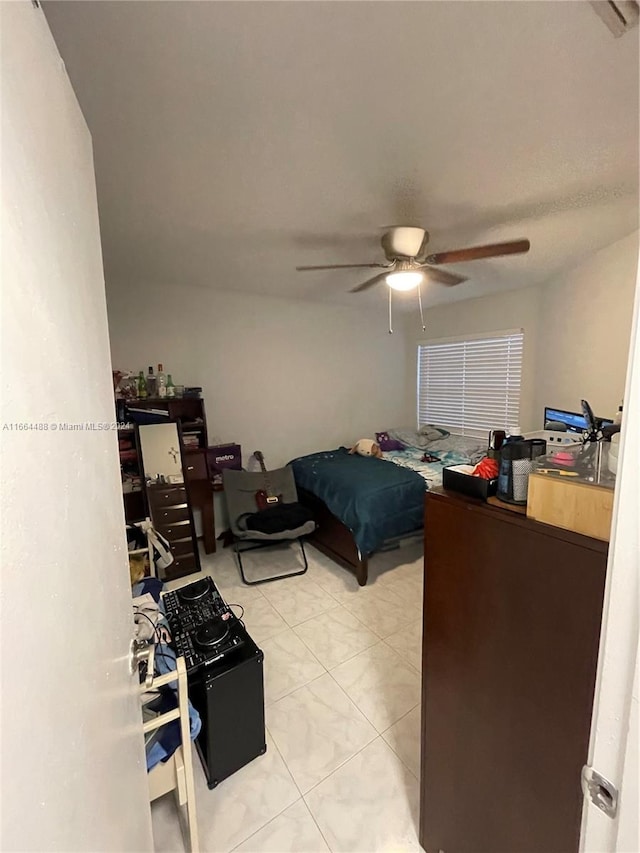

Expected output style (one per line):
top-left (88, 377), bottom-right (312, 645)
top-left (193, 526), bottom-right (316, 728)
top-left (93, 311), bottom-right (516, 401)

top-left (152, 504), bottom-right (190, 525)
top-left (147, 486), bottom-right (188, 508)
top-left (154, 519), bottom-right (193, 542)
top-left (169, 552), bottom-right (198, 577)
top-left (169, 539), bottom-right (196, 559)
top-left (183, 451), bottom-right (208, 482)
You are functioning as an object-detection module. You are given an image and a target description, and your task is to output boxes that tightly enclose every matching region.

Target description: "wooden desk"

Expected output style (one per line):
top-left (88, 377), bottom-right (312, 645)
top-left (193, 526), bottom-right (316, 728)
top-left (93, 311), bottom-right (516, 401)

top-left (184, 449), bottom-right (216, 554)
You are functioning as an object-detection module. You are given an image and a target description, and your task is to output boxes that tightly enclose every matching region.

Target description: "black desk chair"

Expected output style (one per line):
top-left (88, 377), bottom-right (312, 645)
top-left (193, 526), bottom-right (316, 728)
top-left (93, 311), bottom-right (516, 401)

top-left (222, 466), bottom-right (316, 585)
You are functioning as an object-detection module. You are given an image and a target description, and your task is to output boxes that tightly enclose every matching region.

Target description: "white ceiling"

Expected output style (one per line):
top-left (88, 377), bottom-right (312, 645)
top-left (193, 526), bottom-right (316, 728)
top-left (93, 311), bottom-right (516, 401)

top-left (43, 0), bottom-right (639, 309)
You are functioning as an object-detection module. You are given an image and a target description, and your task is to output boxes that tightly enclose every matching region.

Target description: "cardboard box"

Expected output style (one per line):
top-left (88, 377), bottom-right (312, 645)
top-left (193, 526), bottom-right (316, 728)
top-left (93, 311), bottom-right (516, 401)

top-left (526, 472), bottom-right (614, 541)
top-left (442, 464), bottom-right (498, 501)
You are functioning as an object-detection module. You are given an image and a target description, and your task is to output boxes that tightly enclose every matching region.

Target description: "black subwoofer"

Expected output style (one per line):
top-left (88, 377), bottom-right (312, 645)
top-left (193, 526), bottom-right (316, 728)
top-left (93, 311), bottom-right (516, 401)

top-left (189, 628), bottom-right (266, 788)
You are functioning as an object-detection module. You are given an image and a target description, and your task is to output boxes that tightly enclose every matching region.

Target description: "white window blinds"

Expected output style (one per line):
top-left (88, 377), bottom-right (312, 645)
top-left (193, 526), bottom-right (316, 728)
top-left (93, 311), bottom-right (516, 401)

top-left (417, 330), bottom-right (524, 438)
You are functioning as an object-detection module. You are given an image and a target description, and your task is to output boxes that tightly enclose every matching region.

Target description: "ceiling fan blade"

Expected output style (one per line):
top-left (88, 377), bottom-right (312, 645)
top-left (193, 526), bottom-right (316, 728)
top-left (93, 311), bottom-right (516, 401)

top-left (296, 263), bottom-right (387, 272)
top-left (424, 239), bottom-right (531, 265)
top-left (350, 272), bottom-right (390, 293)
top-left (419, 266), bottom-right (467, 287)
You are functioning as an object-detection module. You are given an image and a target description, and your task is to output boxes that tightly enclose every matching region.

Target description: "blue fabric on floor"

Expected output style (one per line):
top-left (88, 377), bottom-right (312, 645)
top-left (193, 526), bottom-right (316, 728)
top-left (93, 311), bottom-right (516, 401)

top-left (132, 576), bottom-right (164, 604)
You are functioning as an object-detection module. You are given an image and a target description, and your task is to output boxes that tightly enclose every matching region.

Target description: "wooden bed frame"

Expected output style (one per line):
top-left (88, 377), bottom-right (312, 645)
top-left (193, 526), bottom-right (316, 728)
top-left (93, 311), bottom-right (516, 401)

top-left (298, 488), bottom-right (370, 586)
top-left (298, 487), bottom-right (371, 585)
top-left (298, 488), bottom-right (424, 587)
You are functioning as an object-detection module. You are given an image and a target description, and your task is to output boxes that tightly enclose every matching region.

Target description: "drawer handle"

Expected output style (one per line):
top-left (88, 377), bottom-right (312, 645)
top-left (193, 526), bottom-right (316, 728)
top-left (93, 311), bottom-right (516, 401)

top-left (187, 466), bottom-right (194, 471)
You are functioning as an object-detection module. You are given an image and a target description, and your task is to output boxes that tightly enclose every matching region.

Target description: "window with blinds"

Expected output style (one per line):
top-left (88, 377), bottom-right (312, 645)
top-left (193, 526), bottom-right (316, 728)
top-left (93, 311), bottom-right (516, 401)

top-left (417, 330), bottom-right (524, 438)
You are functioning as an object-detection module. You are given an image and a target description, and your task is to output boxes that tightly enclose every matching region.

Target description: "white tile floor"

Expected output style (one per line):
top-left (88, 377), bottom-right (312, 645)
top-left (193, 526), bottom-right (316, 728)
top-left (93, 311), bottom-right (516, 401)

top-left (154, 539), bottom-right (425, 853)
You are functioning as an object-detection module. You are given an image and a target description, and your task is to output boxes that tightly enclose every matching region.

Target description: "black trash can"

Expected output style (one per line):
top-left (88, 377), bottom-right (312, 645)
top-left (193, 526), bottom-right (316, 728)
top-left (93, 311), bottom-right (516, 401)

top-left (497, 438), bottom-right (546, 504)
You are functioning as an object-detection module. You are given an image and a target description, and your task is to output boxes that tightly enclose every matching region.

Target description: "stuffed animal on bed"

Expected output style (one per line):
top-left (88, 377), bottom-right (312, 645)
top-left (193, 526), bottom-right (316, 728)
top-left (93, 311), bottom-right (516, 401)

top-left (349, 438), bottom-right (383, 458)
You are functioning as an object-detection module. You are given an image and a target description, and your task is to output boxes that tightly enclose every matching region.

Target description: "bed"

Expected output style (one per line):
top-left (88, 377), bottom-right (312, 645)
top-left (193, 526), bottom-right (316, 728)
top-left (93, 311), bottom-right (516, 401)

top-left (290, 431), bottom-right (486, 586)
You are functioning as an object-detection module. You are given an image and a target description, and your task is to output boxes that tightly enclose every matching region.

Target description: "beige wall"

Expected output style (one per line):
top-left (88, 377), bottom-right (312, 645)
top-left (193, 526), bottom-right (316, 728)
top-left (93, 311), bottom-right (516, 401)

top-left (533, 230), bottom-right (639, 421)
top-left (404, 230), bottom-right (639, 433)
top-left (1, 4), bottom-right (152, 850)
top-left (106, 282), bottom-right (410, 469)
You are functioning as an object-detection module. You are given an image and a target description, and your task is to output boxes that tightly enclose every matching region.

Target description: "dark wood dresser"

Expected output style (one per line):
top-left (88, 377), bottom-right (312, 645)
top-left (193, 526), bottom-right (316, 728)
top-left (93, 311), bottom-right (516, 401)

top-left (146, 483), bottom-right (200, 581)
top-left (420, 490), bottom-right (608, 853)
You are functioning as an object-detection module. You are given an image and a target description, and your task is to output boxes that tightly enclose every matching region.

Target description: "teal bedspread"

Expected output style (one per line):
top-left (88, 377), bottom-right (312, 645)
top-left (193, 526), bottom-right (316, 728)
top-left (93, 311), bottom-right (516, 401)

top-left (289, 447), bottom-right (427, 557)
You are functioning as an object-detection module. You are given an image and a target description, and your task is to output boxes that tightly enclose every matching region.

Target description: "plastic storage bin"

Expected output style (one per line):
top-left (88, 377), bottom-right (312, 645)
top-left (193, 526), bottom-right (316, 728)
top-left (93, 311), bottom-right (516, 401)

top-left (442, 464), bottom-right (498, 501)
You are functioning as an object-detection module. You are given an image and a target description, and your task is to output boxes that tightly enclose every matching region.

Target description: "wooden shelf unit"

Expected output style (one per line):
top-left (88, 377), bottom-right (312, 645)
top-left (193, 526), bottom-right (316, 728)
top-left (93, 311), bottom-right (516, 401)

top-left (128, 397), bottom-right (208, 449)
top-left (117, 397), bottom-right (208, 524)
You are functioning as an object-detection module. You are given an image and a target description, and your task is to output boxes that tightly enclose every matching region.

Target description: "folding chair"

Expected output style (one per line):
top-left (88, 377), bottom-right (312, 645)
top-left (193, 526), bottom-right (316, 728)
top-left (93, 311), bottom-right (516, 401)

top-left (222, 466), bottom-right (316, 585)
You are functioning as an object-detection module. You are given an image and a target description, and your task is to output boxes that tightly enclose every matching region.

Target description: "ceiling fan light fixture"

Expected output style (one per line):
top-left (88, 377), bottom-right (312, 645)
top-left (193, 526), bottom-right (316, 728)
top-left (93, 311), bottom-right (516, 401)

top-left (386, 270), bottom-right (423, 291)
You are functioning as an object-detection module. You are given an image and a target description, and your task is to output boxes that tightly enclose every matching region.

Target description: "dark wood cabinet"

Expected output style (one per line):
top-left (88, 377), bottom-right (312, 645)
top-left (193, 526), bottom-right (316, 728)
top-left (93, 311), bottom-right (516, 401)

top-left (125, 396), bottom-right (208, 450)
top-left (420, 490), bottom-right (607, 853)
top-left (146, 484), bottom-right (200, 581)
top-left (183, 448), bottom-right (217, 555)
top-left (118, 398), bottom-right (216, 553)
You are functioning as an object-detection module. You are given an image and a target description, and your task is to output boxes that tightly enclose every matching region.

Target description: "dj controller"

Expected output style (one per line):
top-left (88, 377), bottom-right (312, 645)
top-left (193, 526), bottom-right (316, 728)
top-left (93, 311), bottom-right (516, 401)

top-left (163, 577), bottom-right (245, 675)
top-left (163, 575), bottom-right (266, 788)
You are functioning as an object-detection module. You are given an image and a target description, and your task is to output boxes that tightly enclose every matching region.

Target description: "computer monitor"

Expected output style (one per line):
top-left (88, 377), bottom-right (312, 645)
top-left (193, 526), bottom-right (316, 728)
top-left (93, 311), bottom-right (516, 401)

top-left (544, 406), bottom-right (613, 434)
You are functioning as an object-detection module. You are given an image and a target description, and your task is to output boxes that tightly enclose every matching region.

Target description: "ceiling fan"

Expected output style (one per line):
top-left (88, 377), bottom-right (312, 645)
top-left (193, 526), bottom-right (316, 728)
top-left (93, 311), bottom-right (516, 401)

top-left (295, 226), bottom-right (530, 293)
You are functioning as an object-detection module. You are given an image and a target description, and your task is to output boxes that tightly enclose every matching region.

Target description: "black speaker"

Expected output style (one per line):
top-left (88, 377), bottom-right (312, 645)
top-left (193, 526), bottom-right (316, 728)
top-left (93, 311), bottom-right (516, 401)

top-left (189, 629), bottom-right (266, 788)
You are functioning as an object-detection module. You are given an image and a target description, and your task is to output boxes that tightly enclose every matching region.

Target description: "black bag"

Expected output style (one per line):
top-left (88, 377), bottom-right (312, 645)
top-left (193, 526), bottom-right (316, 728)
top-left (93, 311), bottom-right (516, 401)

top-left (237, 502), bottom-right (314, 535)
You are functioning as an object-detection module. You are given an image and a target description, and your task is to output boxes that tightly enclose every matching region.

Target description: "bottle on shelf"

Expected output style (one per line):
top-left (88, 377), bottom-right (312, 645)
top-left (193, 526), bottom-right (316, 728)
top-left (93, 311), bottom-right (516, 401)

top-left (146, 366), bottom-right (157, 398)
top-left (157, 363), bottom-right (167, 398)
top-left (137, 370), bottom-right (147, 399)
top-left (614, 402), bottom-right (623, 427)
top-left (166, 374), bottom-right (176, 398)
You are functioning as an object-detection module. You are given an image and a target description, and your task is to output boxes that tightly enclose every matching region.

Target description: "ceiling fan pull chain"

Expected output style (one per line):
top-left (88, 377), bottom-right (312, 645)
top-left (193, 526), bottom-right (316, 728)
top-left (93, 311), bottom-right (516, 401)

top-left (417, 282), bottom-right (426, 332)
top-left (388, 288), bottom-right (393, 335)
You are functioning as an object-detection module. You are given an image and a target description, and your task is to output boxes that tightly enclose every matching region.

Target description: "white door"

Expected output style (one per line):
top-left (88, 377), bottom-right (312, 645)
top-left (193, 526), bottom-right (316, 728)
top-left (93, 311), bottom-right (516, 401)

top-left (580, 255), bottom-right (640, 852)
top-left (0, 3), bottom-right (153, 850)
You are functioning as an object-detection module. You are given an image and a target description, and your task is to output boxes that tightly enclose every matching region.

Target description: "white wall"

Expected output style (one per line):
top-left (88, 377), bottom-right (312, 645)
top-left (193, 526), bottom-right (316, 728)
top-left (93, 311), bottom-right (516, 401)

top-left (404, 230), bottom-right (639, 432)
top-left (1, 4), bottom-right (152, 850)
top-left (533, 230), bottom-right (639, 421)
top-left (107, 281), bottom-right (409, 468)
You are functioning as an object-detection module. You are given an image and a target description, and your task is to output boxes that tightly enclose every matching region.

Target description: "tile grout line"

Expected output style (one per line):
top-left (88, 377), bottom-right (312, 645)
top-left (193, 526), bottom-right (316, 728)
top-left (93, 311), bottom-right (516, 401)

top-left (337, 597), bottom-right (422, 640)
top-left (301, 732), bottom-right (386, 802)
top-left (265, 669), bottom-right (332, 713)
top-left (292, 623), bottom-right (380, 673)
top-left (380, 701), bottom-right (422, 781)
top-left (262, 631), bottom-right (328, 707)
top-left (267, 670), bottom-right (378, 797)
top-left (325, 648), bottom-right (422, 736)
top-left (299, 796), bottom-right (335, 853)
top-left (324, 637), bottom-right (391, 674)
top-left (380, 637), bottom-right (422, 674)
top-left (266, 724), bottom-right (307, 798)
top-left (262, 588), bottom-right (341, 630)
top-left (323, 668), bottom-right (387, 735)
top-left (225, 732), bottom-right (311, 851)
top-left (228, 794), bottom-right (335, 853)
